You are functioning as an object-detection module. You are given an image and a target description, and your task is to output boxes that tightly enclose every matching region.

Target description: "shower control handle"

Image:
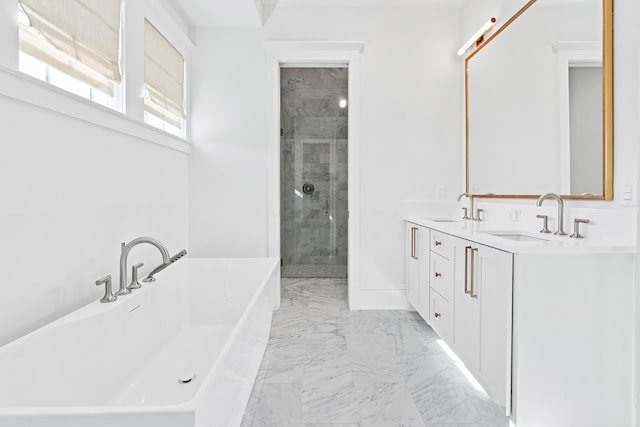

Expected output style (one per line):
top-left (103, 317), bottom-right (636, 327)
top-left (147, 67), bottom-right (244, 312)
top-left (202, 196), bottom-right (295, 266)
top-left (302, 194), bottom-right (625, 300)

top-left (302, 183), bottom-right (315, 195)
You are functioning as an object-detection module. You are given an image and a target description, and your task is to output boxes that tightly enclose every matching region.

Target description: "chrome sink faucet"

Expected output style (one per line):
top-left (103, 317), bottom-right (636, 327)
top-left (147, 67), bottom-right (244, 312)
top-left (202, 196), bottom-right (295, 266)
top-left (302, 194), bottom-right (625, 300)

top-left (117, 237), bottom-right (170, 296)
top-left (536, 193), bottom-right (566, 235)
top-left (457, 192), bottom-right (476, 220)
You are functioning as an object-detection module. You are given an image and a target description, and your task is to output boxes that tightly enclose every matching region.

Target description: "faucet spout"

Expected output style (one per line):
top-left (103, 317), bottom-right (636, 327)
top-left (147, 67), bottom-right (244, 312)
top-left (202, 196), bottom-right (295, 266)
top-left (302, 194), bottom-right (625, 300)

top-left (117, 237), bottom-right (170, 296)
top-left (457, 192), bottom-right (475, 220)
top-left (457, 192), bottom-right (470, 201)
top-left (536, 193), bottom-right (566, 236)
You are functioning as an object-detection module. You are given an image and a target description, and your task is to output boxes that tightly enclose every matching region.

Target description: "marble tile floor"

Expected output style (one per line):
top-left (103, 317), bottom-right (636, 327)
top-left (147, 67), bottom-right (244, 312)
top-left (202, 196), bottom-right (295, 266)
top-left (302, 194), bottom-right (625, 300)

top-left (241, 278), bottom-right (509, 427)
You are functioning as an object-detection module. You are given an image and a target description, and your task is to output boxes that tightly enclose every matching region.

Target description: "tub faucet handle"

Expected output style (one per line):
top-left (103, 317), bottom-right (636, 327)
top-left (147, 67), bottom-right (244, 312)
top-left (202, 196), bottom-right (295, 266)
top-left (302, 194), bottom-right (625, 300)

top-left (127, 263), bottom-right (144, 290)
top-left (96, 275), bottom-right (117, 303)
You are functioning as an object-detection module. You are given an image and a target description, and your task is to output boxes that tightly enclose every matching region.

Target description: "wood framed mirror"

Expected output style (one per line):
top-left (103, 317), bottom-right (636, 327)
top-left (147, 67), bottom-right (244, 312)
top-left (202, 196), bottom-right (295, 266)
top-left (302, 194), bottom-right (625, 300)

top-left (465, 0), bottom-right (613, 200)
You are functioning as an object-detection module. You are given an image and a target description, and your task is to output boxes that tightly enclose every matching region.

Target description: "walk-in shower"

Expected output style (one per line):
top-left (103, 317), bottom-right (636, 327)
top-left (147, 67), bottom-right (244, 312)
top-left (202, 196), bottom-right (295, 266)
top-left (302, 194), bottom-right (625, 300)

top-left (280, 67), bottom-right (348, 278)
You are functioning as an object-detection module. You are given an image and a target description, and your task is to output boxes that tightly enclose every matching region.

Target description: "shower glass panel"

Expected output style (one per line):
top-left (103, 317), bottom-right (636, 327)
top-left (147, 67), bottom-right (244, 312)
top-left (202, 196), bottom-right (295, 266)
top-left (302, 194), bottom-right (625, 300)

top-left (280, 68), bottom-right (348, 278)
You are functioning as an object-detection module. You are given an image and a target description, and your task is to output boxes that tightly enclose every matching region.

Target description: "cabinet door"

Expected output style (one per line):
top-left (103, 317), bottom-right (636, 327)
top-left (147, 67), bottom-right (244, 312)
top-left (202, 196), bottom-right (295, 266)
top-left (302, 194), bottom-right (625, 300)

top-left (452, 241), bottom-right (478, 368)
top-left (474, 244), bottom-right (513, 414)
top-left (406, 223), bottom-right (430, 320)
top-left (453, 240), bottom-right (513, 414)
top-left (405, 223), bottom-right (421, 310)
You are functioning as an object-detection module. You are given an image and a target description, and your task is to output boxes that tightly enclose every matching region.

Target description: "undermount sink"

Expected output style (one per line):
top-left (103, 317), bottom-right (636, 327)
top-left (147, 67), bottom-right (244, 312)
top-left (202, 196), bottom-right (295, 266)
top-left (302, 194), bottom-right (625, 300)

top-left (483, 231), bottom-right (550, 242)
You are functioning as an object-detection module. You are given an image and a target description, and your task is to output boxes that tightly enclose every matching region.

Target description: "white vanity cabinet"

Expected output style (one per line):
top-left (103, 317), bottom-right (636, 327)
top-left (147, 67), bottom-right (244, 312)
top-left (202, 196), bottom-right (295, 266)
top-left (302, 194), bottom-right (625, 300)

top-left (406, 223), bottom-right (513, 412)
top-left (404, 217), bottom-right (635, 426)
top-left (452, 239), bottom-right (513, 413)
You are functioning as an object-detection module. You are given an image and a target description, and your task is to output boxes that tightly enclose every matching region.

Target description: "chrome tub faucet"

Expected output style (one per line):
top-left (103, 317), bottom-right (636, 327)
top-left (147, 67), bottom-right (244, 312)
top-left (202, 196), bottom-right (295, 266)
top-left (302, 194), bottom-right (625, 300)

top-left (117, 237), bottom-right (170, 296)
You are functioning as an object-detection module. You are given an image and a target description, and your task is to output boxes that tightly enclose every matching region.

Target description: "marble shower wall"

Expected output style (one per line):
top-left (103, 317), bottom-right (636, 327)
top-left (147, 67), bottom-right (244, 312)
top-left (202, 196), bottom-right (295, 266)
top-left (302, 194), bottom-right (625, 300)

top-left (280, 68), bottom-right (348, 278)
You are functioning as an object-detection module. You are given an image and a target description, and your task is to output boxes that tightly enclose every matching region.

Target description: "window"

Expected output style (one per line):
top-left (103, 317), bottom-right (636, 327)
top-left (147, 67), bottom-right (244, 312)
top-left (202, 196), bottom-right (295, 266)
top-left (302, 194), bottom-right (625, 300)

top-left (8, 2), bottom-right (192, 141)
top-left (144, 19), bottom-right (186, 137)
top-left (18, 0), bottom-right (122, 110)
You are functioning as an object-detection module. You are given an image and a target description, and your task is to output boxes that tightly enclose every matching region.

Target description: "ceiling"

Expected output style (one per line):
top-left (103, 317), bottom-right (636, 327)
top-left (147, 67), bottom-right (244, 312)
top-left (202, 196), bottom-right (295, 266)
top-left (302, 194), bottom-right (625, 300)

top-left (171, 0), bottom-right (466, 28)
top-left (170, 0), bottom-right (265, 28)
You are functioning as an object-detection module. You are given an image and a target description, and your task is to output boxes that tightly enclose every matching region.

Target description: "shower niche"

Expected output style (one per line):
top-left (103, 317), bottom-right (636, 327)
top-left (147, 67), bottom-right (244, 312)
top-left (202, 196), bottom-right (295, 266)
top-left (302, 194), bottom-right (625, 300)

top-left (280, 67), bottom-right (348, 278)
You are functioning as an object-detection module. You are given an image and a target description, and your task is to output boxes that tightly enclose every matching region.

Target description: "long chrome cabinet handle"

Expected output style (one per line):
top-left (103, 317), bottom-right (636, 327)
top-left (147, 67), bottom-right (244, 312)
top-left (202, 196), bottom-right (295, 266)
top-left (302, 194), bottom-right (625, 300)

top-left (413, 228), bottom-right (417, 259)
top-left (410, 228), bottom-right (413, 259)
top-left (470, 247), bottom-right (478, 298)
top-left (464, 246), bottom-right (472, 294)
top-left (411, 227), bottom-right (418, 259)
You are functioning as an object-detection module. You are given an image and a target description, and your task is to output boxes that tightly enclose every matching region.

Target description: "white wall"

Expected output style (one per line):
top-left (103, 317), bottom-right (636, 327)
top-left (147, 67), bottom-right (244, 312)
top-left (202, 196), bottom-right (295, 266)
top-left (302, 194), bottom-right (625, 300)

top-left (0, 0), bottom-right (192, 347)
top-left (188, 6), bottom-right (463, 304)
top-left (189, 29), bottom-right (270, 258)
top-left (629, 0), bottom-right (640, 423)
top-left (0, 76), bottom-right (189, 347)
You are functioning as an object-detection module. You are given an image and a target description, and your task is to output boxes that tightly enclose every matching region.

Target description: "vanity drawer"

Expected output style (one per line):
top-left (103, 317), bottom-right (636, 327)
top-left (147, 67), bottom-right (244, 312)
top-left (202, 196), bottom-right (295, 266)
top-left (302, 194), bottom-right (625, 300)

top-left (430, 252), bottom-right (454, 302)
top-left (431, 231), bottom-right (454, 260)
top-left (430, 289), bottom-right (453, 343)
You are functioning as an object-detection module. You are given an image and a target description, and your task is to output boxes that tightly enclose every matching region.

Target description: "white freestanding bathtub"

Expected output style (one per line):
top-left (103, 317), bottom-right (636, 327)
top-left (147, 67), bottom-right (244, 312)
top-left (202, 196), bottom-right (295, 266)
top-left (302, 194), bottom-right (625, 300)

top-left (0, 258), bottom-right (279, 427)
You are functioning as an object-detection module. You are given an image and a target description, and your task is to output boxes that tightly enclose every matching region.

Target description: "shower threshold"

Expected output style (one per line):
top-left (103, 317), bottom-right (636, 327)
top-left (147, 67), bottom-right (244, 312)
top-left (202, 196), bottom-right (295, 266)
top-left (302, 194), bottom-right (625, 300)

top-left (281, 264), bottom-right (347, 278)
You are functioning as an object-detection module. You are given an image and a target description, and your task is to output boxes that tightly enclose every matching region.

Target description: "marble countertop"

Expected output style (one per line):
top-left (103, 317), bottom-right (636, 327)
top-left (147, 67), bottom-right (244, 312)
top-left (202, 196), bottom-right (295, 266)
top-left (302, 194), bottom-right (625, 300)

top-left (404, 215), bottom-right (636, 254)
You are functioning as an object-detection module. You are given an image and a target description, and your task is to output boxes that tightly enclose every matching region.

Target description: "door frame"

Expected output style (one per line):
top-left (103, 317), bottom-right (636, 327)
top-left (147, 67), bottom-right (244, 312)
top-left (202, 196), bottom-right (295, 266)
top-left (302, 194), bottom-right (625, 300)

top-left (265, 41), bottom-right (363, 309)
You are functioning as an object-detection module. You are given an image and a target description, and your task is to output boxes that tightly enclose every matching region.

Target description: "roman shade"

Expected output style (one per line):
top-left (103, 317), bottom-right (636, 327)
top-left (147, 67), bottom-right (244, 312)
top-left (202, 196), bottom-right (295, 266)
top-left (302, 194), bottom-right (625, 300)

top-left (144, 19), bottom-right (185, 126)
top-left (19, 0), bottom-right (122, 95)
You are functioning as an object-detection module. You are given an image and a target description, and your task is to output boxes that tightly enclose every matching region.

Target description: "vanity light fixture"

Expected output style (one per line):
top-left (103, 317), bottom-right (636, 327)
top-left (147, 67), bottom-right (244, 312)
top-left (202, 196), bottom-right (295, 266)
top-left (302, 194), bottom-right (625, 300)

top-left (339, 98), bottom-right (348, 108)
top-left (457, 17), bottom-right (497, 56)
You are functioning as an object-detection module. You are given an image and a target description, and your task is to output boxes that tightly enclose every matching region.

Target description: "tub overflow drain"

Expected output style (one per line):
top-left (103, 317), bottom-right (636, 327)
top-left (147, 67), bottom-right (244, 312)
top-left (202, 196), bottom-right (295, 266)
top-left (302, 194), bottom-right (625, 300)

top-left (302, 183), bottom-right (314, 195)
top-left (178, 374), bottom-right (196, 384)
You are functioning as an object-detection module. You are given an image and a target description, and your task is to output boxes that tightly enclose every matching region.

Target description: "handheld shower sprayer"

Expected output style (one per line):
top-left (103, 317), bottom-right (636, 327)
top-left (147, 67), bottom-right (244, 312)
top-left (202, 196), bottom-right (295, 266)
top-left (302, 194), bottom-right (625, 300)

top-left (143, 249), bottom-right (187, 282)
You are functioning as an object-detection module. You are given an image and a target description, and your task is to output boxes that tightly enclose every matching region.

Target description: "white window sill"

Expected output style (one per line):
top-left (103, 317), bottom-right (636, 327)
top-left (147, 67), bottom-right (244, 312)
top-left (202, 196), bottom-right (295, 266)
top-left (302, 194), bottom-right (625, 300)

top-left (0, 65), bottom-right (191, 155)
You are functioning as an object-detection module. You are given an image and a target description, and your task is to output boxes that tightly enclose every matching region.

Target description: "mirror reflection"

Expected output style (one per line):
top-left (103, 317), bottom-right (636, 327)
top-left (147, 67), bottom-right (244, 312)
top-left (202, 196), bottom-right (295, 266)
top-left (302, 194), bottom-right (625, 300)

top-left (466, 0), bottom-right (608, 198)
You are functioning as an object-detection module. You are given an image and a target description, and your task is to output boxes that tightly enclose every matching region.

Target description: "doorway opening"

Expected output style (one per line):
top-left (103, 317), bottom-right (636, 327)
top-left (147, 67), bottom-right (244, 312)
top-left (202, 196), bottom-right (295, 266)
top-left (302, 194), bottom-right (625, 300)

top-left (279, 67), bottom-right (348, 278)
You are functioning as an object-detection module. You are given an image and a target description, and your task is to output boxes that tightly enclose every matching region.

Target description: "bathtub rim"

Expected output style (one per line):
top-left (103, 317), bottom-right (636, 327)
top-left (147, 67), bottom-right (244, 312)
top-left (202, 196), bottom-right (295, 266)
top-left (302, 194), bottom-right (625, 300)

top-left (0, 257), bottom-right (279, 416)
